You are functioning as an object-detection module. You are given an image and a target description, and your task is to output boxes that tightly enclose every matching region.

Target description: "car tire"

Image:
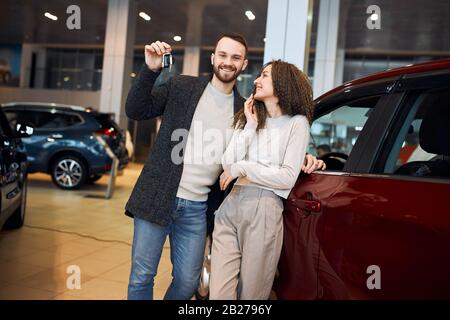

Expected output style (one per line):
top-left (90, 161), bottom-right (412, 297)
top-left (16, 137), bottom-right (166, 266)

top-left (195, 234), bottom-right (212, 300)
top-left (51, 155), bottom-right (87, 190)
top-left (4, 180), bottom-right (27, 229)
top-left (87, 174), bottom-right (103, 184)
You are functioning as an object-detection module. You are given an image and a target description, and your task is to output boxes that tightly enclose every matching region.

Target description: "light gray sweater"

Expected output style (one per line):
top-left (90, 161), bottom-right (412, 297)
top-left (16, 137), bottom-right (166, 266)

top-left (176, 82), bottom-right (235, 201)
top-left (222, 114), bottom-right (310, 199)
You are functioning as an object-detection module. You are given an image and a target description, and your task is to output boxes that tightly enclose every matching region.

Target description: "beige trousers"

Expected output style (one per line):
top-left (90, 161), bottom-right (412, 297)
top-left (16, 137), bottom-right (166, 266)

top-left (210, 185), bottom-right (284, 300)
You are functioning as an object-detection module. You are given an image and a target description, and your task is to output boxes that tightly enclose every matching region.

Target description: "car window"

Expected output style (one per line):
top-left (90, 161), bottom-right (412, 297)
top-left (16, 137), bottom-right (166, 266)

top-left (4, 110), bottom-right (40, 129)
top-left (309, 96), bottom-right (380, 170)
top-left (38, 112), bottom-right (82, 129)
top-left (383, 89), bottom-right (450, 180)
top-left (5, 110), bottom-right (81, 130)
top-left (0, 110), bottom-right (7, 136)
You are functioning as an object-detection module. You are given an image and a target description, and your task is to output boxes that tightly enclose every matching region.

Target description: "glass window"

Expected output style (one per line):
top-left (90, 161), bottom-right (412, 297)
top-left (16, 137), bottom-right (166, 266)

top-left (310, 96), bottom-right (380, 170)
top-left (5, 110), bottom-right (82, 129)
top-left (339, 0), bottom-right (450, 82)
top-left (38, 112), bottom-right (82, 129)
top-left (5, 110), bottom-right (40, 128)
top-left (383, 89), bottom-right (450, 180)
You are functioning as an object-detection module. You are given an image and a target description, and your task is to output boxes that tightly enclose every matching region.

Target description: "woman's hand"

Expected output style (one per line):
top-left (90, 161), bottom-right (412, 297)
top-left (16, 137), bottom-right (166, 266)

top-left (302, 154), bottom-right (326, 174)
top-left (244, 94), bottom-right (258, 126)
top-left (220, 169), bottom-right (235, 191)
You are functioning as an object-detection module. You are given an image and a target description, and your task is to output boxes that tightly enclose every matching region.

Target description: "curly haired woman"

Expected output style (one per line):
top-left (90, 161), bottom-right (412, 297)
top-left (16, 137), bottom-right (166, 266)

top-left (209, 60), bottom-right (315, 300)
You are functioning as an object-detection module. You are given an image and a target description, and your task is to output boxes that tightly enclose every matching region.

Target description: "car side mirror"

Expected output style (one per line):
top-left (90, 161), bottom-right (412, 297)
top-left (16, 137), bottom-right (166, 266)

top-left (15, 123), bottom-right (34, 138)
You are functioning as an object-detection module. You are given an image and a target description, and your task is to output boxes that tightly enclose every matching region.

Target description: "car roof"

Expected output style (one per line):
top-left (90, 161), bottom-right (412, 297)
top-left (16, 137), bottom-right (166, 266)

top-left (1, 102), bottom-right (100, 114)
top-left (317, 58), bottom-right (450, 101)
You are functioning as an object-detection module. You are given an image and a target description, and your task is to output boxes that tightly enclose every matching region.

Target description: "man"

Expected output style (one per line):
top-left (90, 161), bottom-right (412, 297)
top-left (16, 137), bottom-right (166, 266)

top-left (125, 33), bottom-right (324, 300)
top-left (316, 144), bottom-right (331, 158)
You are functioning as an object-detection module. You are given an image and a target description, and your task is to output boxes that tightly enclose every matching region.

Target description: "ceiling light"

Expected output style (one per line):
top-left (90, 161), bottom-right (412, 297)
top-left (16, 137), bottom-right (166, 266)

top-left (245, 10), bottom-right (255, 21)
top-left (173, 35), bottom-right (182, 42)
top-left (370, 13), bottom-right (379, 21)
top-left (139, 12), bottom-right (151, 21)
top-left (44, 12), bottom-right (58, 21)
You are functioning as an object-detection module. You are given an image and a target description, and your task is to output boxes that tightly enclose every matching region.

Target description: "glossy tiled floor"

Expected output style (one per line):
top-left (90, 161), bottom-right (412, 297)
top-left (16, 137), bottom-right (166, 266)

top-left (0, 163), bottom-right (173, 300)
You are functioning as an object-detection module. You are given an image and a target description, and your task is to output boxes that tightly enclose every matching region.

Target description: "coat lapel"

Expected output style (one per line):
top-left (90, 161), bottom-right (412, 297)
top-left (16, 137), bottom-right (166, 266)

top-left (183, 75), bottom-right (210, 130)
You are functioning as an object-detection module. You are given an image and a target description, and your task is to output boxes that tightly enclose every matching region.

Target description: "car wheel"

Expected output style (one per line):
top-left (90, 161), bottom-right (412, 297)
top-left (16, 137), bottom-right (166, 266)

top-left (87, 174), bottom-right (103, 183)
top-left (4, 180), bottom-right (27, 229)
top-left (195, 234), bottom-right (212, 300)
top-left (51, 156), bottom-right (87, 190)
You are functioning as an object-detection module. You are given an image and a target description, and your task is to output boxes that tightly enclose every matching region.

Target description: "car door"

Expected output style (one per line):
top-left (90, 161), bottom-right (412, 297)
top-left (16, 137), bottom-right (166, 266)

top-left (4, 108), bottom-right (73, 172)
top-left (275, 78), bottom-right (403, 300)
top-left (0, 108), bottom-right (22, 221)
top-left (4, 108), bottom-right (44, 171)
top-left (318, 70), bottom-right (450, 299)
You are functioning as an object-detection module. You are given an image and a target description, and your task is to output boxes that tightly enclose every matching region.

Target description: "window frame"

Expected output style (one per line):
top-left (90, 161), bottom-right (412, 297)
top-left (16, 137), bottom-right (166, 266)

top-left (313, 77), bottom-right (401, 173)
top-left (371, 69), bottom-right (450, 183)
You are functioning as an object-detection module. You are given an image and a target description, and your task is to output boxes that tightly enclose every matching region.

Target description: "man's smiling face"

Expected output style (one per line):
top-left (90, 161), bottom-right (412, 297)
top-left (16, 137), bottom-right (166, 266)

top-left (211, 37), bottom-right (248, 84)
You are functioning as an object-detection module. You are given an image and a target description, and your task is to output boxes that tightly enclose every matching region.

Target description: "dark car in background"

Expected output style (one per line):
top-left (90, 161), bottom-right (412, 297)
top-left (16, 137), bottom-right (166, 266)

top-left (0, 106), bottom-right (32, 230)
top-left (275, 59), bottom-right (450, 299)
top-left (1, 103), bottom-right (129, 190)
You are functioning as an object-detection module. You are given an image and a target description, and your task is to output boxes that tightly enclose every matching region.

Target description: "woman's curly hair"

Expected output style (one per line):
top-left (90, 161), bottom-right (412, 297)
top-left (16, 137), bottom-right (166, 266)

top-left (232, 60), bottom-right (314, 131)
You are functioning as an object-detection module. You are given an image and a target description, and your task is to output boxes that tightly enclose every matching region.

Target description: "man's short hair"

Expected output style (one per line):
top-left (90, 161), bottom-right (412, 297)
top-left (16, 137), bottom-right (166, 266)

top-left (317, 144), bottom-right (331, 152)
top-left (214, 32), bottom-right (248, 57)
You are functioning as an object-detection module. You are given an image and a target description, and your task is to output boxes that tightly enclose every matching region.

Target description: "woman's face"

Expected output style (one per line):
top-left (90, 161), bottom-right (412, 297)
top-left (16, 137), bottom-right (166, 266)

top-left (253, 64), bottom-right (276, 102)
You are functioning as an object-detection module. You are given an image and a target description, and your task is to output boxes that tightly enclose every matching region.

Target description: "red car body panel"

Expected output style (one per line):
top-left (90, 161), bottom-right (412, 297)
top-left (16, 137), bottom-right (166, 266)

top-left (275, 59), bottom-right (450, 300)
top-left (276, 173), bottom-right (450, 299)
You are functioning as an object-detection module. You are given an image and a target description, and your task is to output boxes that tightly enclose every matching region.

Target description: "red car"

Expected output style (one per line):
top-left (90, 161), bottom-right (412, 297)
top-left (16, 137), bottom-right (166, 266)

top-left (275, 59), bottom-right (450, 299)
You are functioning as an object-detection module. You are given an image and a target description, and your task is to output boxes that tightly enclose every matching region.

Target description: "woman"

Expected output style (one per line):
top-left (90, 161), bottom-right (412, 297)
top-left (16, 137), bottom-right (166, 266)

top-left (209, 60), bottom-right (314, 300)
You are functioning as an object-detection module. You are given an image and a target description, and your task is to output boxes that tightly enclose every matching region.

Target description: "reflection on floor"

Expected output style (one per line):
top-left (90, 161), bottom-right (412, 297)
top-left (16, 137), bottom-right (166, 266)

top-left (0, 163), bottom-right (173, 300)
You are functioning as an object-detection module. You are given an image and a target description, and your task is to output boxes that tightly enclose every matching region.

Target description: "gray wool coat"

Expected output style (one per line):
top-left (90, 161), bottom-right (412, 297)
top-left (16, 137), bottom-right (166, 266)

top-left (124, 65), bottom-right (245, 227)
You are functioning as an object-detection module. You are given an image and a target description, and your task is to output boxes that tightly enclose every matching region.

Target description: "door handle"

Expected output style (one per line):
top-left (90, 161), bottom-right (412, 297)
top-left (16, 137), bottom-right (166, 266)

top-left (289, 192), bottom-right (322, 217)
top-left (291, 199), bottom-right (321, 213)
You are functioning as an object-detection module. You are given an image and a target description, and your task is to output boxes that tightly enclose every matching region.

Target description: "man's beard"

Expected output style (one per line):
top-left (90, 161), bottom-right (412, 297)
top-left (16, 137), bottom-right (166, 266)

top-left (213, 64), bottom-right (241, 83)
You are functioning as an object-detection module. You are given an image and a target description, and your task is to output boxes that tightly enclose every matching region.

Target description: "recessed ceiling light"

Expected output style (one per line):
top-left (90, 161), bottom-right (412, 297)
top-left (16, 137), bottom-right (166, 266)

top-left (173, 35), bottom-right (182, 42)
top-left (245, 10), bottom-right (255, 21)
top-left (44, 12), bottom-right (58, 21)
top-left (370, 13), bottom-right (379, 21)
top-left (139, 12), bottom-right (151, 21)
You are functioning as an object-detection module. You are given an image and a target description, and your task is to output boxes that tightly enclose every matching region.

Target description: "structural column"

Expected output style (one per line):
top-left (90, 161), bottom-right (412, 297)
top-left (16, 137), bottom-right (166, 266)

top-left (312, 0), bottom-right (341, 98)
top-left (182, 0), bottom-right (206, 76)
top-left (99, 0), bottom-right (136, 129)
top-left (263, 0), bottom-right (313, 72)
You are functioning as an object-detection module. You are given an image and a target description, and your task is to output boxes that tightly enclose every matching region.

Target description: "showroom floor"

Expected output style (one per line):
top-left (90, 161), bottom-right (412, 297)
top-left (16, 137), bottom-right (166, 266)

top-left (0, 163), bottom-right (174, 300)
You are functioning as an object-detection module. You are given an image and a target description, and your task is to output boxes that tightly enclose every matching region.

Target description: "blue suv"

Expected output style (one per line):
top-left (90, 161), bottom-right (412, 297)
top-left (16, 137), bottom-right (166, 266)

top-left (1, 103), bottom-right (129, 190)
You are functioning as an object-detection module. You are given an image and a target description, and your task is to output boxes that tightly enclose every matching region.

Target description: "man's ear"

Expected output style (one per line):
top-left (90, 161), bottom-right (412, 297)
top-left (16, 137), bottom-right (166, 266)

top-left (211, 53), bottom-right (214, 65)
top-left (241, 59), bottom-right (249, 71)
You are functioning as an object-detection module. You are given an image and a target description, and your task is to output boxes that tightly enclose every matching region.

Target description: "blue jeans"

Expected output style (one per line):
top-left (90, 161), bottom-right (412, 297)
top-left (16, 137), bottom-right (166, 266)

top-left (127, 197), bottom-right (208, 300)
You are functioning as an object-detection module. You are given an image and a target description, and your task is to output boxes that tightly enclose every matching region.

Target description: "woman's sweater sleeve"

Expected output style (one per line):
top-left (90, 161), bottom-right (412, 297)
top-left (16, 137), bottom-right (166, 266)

top-left (230, 117), bottom-right (310, 190)
top-left (221, 121), bottom-right (257, 170)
